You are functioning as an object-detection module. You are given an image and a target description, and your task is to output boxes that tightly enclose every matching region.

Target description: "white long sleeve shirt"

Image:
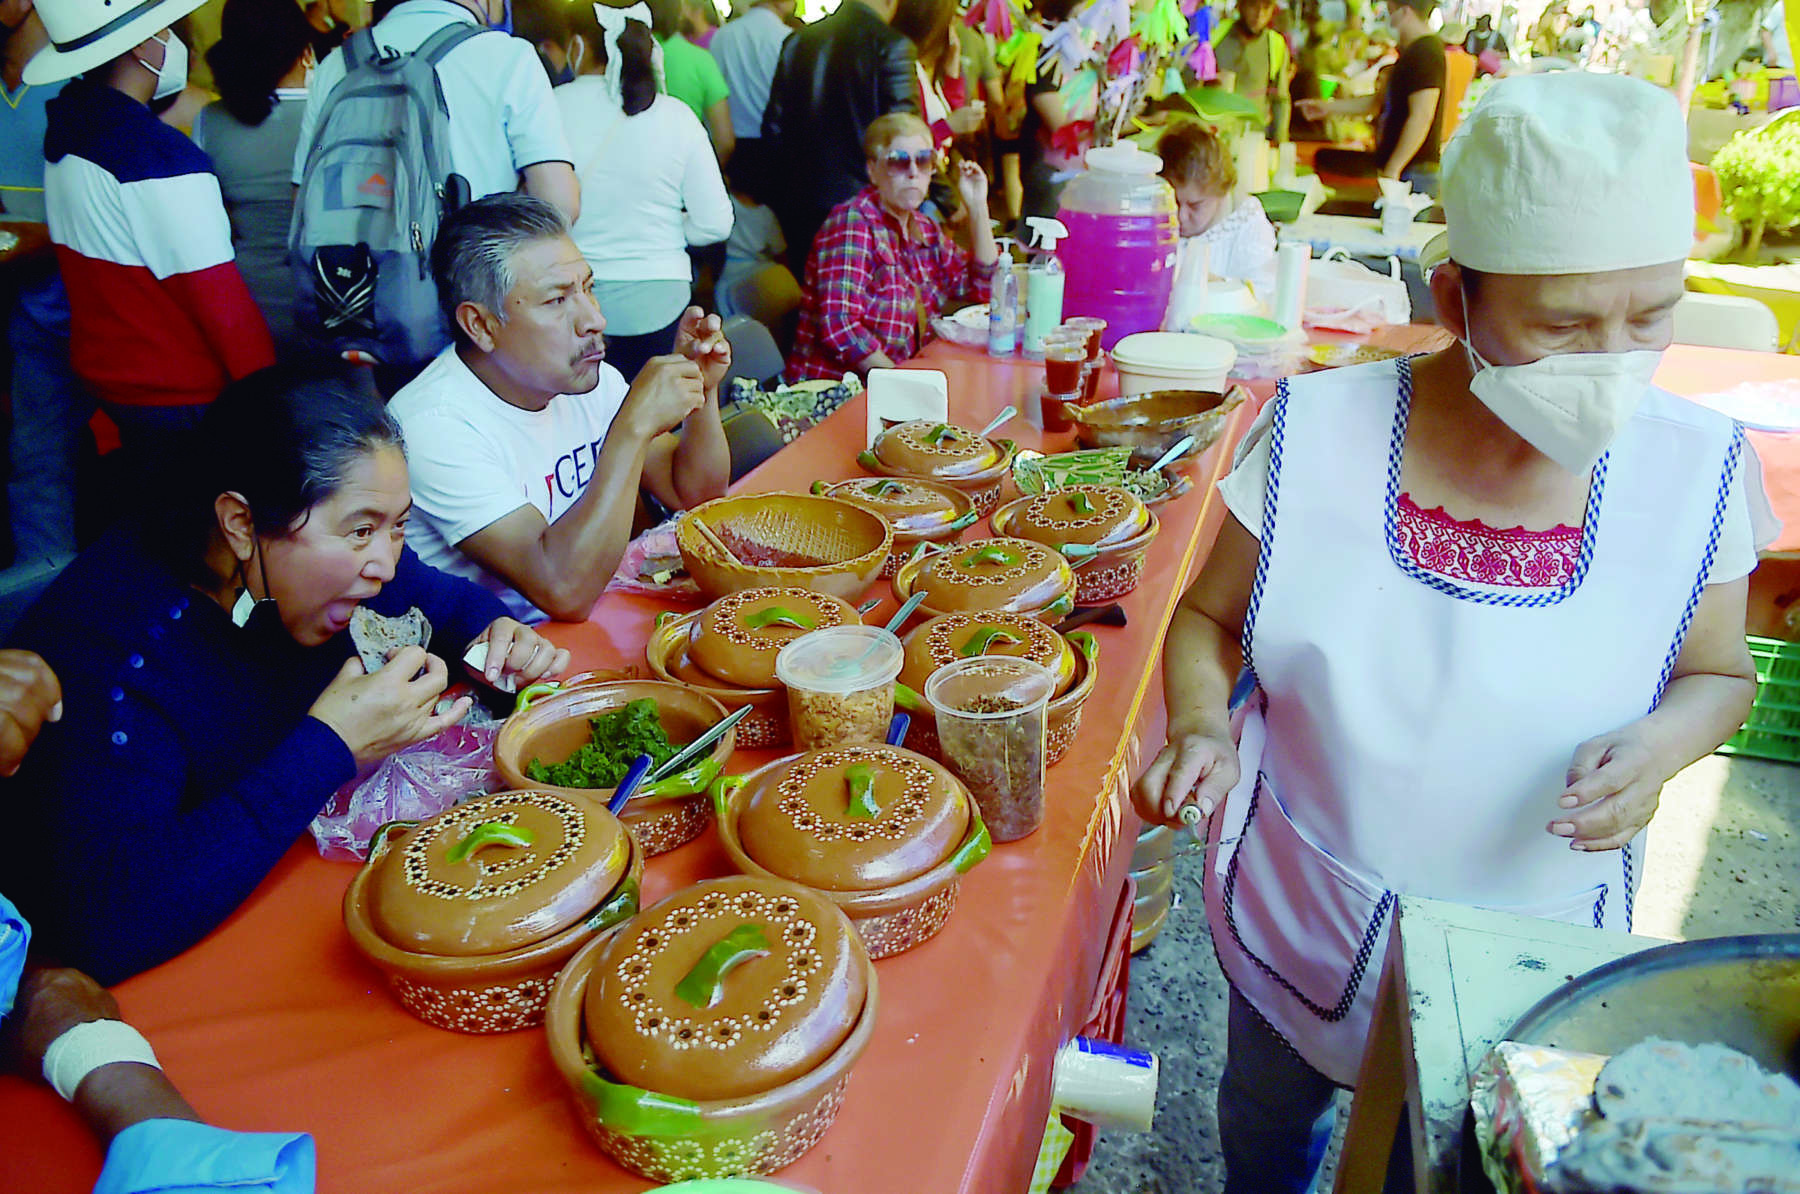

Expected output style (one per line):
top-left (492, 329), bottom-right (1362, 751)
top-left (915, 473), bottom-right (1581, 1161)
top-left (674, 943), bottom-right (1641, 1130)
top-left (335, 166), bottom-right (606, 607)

top-left (554, 80), bottom-right (733, 283)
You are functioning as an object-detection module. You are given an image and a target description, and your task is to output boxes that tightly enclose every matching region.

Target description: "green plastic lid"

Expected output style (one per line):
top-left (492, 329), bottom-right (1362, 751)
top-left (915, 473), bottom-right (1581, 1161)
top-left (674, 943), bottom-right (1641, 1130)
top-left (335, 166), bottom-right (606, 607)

top-left (1190, 313), bottom-right (1295, 346)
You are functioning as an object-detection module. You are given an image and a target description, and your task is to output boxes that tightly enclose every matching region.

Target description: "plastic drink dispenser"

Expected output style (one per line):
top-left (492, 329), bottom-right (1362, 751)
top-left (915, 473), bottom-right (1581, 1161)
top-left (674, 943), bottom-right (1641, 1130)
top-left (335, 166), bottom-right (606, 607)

top-left (1055, 144), bottom-right (1179, 350)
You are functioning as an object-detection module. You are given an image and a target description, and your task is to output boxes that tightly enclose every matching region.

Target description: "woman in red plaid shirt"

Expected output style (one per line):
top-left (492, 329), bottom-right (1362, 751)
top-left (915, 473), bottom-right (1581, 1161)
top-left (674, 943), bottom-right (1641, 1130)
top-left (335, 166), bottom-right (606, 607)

top-left (786, 113), bottom-right (997, 381)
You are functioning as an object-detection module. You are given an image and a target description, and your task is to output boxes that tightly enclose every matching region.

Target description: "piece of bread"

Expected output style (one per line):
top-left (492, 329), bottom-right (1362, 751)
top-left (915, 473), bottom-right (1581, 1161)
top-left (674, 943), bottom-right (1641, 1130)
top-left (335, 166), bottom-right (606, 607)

top-left (348, 606), bottom-right (432, 674)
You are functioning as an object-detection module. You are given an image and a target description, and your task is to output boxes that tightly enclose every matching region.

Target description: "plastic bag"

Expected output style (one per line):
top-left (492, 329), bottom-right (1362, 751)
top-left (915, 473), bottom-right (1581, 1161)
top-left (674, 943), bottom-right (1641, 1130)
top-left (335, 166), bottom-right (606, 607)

top-left (309, 721), bottom-right (501, 861)
top-left (607, 516), bottom-right (701, 600)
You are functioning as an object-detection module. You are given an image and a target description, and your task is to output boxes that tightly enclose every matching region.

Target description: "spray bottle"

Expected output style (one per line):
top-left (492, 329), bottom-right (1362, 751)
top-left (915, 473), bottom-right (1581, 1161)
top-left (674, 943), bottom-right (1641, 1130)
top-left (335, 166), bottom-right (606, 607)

top-left (1021, 216), bottom-right (1069, 358)
top-left (987, 238), bottom-right (1020, 358)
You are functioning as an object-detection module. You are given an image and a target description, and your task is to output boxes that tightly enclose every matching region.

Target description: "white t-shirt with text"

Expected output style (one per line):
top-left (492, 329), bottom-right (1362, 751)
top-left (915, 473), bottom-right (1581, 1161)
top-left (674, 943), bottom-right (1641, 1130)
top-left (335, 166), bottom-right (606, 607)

top-left (391, 346), bottom-right (631, 622)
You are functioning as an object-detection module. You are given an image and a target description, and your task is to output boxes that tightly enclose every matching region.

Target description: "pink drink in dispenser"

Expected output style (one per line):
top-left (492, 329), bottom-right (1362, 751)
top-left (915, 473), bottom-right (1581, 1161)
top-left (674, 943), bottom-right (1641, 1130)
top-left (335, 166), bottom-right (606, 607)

top-left (1056, 144), bottom-right (1180, 350)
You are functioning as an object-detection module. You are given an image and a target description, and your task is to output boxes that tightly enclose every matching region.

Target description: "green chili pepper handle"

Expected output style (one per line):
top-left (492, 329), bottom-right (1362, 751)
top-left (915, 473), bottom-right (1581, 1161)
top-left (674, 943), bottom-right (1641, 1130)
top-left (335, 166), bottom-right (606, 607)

top-left (709, 772), bottom-right (748, 822)
top-left (894, 682), bottom-right (925, 713)
top-left (579, 1070), bottom-right (704, 1138)
top-left (961, 544), bottom-right (1019, 568)
top-left (1067, 491), bottom-right (1095, 515)
top-left (926, 422), bottom-right (957, 444)
top-left (675, 923), bottom-right (772, 1010)
top-left (1058, 543), bottom-right (1101, 560)
top-left (365, 819), bottom-right (420, 861)
top-left (744, 605), bottom-right (816, 632)
top-left (584, 876), bottom-right (639, 934)
top-left (809, 480), bottom-right (830, 495)
top-left (514, 682), bottom-right (561, 713)
top-left (640, 753), bottom-right (727, 802)
top-left (946, 508), bottom-right (981, 532)
top-left (857, 449), bottom-right (881, 470)
top-left (951, 810), bottom-right (992, 874)
top-left (844, 763), bottom-right (881, 818)
top-left (1068, 630), bottom-right (1099, 663)
top-left (960, 625), bottom-right (1025, 657)
top-left (1046, 593), bottom-right (1076, 618)
top-left (869, 478), bottom-right (907, 496)
top-left (446, 821), bottom-right (535, 865)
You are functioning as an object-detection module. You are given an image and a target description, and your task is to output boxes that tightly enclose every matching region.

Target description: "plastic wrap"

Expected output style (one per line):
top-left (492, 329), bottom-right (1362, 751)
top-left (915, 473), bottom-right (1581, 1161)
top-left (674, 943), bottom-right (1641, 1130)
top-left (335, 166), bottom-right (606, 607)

top-left (309, 721), bottom-right (501, 861)
top-left (607, 517), bottom-right (701, 600)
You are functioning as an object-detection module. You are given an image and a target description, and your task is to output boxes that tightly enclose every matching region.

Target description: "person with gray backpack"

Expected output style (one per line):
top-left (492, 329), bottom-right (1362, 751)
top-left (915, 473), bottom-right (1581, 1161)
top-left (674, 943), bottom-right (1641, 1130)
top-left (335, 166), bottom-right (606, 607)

top-left (289, 0), bottom-right (578, 374)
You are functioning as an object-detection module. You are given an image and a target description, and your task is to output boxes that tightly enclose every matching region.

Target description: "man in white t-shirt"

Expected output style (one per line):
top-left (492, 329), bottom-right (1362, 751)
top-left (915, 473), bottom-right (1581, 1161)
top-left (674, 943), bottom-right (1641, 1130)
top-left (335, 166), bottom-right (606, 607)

top-left (391, 195), bottom-right (731, 623)
top-left (292, 0), bottom-right (580, 221)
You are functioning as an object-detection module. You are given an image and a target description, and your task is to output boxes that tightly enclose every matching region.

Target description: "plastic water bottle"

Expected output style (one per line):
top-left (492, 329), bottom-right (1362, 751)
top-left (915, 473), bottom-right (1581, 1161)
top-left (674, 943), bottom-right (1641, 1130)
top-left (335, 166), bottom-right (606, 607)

top-left (1022, 217), bottom-right (1069, 358)
top-left (988, 239), bottom-right (1019, 358)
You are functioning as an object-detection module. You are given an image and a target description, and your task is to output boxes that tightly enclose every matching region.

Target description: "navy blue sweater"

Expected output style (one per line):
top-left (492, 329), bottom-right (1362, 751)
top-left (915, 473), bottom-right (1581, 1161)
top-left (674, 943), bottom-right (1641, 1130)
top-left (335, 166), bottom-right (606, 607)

top-left (1, 525), bottom-right (509, 985)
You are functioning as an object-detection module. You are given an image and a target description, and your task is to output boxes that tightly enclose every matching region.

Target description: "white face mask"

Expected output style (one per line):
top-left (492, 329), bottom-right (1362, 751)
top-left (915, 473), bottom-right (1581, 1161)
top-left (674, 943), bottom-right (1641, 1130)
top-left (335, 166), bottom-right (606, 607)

top-left (1461, 290), bottom-right (1663, 475)
top-left (136, 31), bottom-right (188, 102)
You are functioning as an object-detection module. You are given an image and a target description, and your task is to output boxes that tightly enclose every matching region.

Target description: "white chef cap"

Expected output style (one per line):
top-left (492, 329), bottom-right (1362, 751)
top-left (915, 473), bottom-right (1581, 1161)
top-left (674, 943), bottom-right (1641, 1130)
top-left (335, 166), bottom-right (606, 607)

top-left (1421, 72), bottom-right (1693, 275)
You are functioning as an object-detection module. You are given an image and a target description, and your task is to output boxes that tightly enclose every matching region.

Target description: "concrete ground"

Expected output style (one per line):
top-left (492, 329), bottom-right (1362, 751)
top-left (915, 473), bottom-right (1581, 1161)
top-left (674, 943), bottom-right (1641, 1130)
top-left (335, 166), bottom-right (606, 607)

top-left (1070, 754), bottom-right (1800, 1193)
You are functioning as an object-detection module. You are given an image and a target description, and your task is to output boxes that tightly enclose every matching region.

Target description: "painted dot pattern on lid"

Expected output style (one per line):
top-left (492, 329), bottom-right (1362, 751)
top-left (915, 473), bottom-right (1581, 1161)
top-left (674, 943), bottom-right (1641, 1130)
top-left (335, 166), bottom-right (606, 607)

top-left (924, 613), bottom-right (1061, 668)
top-left (774, 746), bottom-right (935, 843)
top-left (401, 794), bottom-right (585, 902)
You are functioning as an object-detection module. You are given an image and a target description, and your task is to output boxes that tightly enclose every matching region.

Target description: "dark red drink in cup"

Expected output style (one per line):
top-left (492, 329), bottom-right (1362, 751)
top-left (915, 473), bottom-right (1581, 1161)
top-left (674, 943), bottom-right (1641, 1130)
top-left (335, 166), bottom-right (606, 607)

top-left (1042, 333), bottom-right (1086, 431)
top-left (1064, 316), bottom-right (1106, 361)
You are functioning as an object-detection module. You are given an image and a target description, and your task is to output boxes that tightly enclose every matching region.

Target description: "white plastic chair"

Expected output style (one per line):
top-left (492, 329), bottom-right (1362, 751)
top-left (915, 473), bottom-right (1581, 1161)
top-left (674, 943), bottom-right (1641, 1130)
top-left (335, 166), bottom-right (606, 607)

top-left (1672, 292), bottom-right (1782, 353)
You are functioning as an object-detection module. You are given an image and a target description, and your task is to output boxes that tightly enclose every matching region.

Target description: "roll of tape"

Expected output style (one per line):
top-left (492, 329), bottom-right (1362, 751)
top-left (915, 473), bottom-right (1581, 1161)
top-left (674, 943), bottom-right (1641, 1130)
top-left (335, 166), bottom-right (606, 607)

top-left (1052, 1035), bottom-right (1159, 1133)
top-left (42, 1018), bottom-right (161, 1102)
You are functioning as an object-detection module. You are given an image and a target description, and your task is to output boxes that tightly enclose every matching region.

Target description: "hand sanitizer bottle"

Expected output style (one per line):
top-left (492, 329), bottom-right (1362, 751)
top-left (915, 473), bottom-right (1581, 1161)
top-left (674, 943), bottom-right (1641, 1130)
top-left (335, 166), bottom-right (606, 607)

top-left (988, 239), bottom-right (1019, 358)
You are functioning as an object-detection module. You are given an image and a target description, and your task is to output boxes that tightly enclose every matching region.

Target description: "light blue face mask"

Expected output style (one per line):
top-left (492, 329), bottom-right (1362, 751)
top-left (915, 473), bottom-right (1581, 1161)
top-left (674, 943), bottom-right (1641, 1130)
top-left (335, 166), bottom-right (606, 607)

top-left (0, 893), bottom-right (31, 1019)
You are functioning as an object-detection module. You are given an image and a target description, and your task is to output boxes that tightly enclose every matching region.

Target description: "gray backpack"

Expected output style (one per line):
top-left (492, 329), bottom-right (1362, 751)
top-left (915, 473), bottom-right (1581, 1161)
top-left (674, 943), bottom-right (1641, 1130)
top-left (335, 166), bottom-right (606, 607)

top-left (289, 22), bottom-right (484, 367)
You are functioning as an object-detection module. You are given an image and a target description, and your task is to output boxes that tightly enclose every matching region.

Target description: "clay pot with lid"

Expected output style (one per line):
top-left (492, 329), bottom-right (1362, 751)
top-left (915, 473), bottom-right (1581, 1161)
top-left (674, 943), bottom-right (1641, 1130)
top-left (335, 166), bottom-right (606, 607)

top-left (891, 536), bottom-right (1077, 621)
top-left (545, 876), bottom-right (878, 1182)
top-left (344, 789), bottom-right (644, 1033)
top-left (494, 679), bottom-right (738, 857)
top-left (647, 588), bottom-right (862, 751)
top-left (990, 484), bottom-right (1160, 604)
top-left (857, 420), bottom-right (1019, 516)
top-left (892, 612), bottom-right (1101, 767)
top-left (712, 744), bottom-right (991, 958)
top-left (811, 476), bottom-right (979, 577)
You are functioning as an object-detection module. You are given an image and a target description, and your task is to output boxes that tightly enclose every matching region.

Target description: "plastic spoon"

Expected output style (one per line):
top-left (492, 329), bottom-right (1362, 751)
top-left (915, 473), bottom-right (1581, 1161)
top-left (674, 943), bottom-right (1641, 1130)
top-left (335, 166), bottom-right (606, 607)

top-left (606, 754), bottom-right (656, 815)
top-left (1146, 434), bottom-right (1197, 476)
top-left (978, 405), bottom-right (1018, 438)
top-left (883, 590), bottom-right (927, 633)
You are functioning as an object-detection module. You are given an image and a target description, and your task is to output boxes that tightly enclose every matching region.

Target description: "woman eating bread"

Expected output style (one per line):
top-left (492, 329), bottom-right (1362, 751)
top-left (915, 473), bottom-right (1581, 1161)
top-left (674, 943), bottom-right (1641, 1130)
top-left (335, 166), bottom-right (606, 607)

top-left (0, 366), bottom-right (568, 984)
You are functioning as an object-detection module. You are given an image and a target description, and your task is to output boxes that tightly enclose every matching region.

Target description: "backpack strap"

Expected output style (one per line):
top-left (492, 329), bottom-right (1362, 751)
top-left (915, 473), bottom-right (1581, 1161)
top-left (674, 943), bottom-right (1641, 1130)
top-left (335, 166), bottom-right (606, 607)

top-left (416, 20), bottom-right (488, 69)
top-left (342, 26), bottom-right (381, 73)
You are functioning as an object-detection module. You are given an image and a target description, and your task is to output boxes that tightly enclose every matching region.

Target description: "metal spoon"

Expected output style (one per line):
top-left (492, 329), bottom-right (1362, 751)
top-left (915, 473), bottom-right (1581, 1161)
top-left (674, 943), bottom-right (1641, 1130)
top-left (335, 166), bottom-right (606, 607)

top-left (646, 703), bottom-right (751, 784)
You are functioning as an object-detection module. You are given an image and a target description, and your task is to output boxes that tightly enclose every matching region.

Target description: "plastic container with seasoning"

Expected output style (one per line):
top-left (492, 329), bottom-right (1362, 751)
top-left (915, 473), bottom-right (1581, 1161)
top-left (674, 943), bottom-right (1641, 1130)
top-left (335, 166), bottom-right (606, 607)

top-left (775, 626), bottom-right (904, 750)
top-left (924, 656), bottom-right (1056, 842)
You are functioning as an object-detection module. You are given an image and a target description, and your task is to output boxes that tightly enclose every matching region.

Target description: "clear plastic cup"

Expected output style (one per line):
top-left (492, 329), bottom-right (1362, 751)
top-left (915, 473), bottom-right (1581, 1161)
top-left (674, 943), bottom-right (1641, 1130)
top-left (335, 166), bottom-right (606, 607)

top-left (1043, 333), bottom-right (1087, 431)
top-left (1063, 316), bottom-right (1107, 361)
top-left (924, 655), bottom-right (1056, 841)
top-left (776, 626), bottom-right (904, 750)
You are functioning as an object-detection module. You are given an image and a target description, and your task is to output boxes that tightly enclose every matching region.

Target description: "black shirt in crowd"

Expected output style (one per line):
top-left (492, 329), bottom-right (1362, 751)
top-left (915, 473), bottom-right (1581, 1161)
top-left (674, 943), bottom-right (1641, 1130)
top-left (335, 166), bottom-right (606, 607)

top-left (1375, 34), bottom-right (1447, 172)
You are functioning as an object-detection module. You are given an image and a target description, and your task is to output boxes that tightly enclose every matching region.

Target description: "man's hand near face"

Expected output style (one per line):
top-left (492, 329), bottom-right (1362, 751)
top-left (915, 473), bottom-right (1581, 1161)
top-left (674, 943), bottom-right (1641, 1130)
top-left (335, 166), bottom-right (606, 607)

top-left (645, 308), bottom-right (732, 514)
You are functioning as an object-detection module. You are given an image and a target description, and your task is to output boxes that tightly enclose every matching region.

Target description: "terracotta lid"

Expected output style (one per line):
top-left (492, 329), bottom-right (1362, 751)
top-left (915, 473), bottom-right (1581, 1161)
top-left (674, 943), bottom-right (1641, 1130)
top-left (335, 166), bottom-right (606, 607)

top-left (871, 420), bottom-right (1002, 479)
top-left (735, 745), bottom-right (970, 892)
top-left (906, 537), bottom-right (1074, 615)
top-left (995, 485), bottom-right (1149, 550)
top-left (899, 611), bottom-right (1074, 697)
top-left (585, 876), bottom-right (869, 1101)
top-left (689, 588), bottom-right (861, 689)
top-left (366, 790), bottom-right (631, 957)
top-left (821, 476), bottom-right (972, 536)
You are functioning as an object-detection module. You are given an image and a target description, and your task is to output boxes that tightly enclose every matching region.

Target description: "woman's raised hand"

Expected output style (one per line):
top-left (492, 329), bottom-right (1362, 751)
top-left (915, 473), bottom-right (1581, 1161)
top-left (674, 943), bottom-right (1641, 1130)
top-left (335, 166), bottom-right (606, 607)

top-left (308, 647), bottom-right (471, 766)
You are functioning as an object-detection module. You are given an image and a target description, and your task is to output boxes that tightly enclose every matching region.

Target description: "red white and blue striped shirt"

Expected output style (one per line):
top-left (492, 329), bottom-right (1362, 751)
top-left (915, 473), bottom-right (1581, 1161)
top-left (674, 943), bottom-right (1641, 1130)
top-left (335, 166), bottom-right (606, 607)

top-left (44, 80), bottom-right (273, 407)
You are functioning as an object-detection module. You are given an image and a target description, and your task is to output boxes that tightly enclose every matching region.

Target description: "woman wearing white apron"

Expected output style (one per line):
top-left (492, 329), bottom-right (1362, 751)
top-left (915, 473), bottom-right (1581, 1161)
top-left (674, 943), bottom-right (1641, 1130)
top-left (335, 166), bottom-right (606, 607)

top-left (1135, 74), bottom-right (1777, 1192)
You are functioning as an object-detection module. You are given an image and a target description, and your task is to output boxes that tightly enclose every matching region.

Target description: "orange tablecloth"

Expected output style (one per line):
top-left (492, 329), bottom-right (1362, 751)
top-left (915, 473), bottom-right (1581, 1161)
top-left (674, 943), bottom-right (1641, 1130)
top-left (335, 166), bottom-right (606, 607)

top-left (1653, 345), bottom-right (1800, 554)
top-left (0, 342), bottom-right (1251, 1194)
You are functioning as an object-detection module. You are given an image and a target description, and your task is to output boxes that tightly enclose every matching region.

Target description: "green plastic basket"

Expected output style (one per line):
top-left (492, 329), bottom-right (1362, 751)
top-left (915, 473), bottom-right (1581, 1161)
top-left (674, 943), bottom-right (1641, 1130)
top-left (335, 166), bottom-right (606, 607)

top-left (1717, 635), bottom-right (1800, 762)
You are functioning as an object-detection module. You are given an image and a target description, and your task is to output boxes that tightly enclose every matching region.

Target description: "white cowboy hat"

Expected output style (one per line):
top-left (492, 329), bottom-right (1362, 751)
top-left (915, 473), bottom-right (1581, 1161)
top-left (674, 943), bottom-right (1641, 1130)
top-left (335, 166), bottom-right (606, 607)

top-left (24, 0), bottom-right (210, 85)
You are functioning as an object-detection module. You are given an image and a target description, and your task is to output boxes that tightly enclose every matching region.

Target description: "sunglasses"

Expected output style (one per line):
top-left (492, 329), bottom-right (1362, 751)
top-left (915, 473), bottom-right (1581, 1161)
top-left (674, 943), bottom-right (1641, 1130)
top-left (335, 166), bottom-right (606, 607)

top-left (881, 149), bottom-right (938, 173)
